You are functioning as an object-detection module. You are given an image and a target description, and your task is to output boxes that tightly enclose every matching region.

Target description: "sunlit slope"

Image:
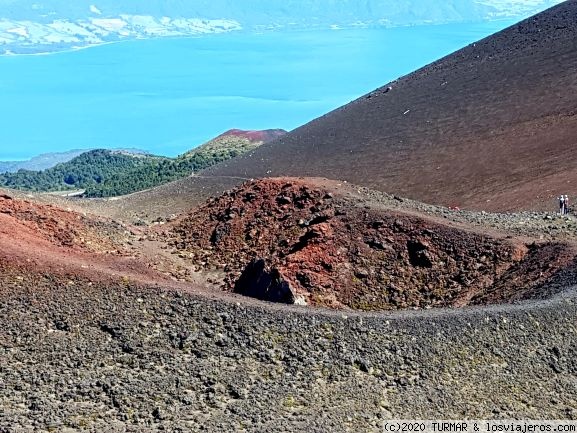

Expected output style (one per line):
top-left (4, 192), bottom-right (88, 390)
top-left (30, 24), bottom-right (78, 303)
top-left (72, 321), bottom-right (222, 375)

top-left (208, 1), bottom-right (577, 211)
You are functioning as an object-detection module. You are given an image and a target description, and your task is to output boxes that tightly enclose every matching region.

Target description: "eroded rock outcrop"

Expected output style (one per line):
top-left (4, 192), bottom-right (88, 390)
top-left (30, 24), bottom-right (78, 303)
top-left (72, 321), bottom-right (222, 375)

top-left (234, 258), bottom-right (298, 304)
top-left (167, 178), bottom-right (576, 310)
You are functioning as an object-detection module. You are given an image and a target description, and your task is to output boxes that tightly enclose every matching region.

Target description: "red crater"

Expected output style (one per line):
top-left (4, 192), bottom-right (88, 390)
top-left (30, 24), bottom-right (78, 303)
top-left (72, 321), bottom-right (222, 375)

top-left (166, 178), bottom-right (576, 311)
top-left (218, 128), bottom-right (287, 143)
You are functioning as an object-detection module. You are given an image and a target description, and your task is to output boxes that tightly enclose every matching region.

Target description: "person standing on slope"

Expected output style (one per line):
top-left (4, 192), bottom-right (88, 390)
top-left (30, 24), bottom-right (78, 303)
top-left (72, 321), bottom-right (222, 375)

top-left (559, 195), bottom-right (565, 215)
top-left (565, 195), bottom-right (570, 215)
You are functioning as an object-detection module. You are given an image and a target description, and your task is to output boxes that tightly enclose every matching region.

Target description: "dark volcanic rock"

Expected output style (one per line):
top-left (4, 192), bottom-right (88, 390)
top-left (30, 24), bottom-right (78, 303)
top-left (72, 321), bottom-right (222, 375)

top-left (407, 239), bottom-right (434, 268)
top-left (1, 266), bottom-right (577, 431)
top-left (234, 258), bottom-right (296, 304)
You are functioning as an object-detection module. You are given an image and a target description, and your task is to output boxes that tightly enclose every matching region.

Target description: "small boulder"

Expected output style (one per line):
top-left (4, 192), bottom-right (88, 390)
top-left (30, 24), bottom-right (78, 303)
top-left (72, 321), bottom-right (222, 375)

top-left (234, 259), bottom-right (296, 304)
top-left (407, 239), bottom-right (433, 268)
top-left (276, 195), bottom-right (292, 205)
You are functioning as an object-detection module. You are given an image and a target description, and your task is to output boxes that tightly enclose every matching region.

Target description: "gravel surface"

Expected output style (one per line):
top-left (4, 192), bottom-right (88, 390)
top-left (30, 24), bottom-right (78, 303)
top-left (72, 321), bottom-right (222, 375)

top-left (1, 268), bottom-right (576, 432)
top-left (353, 185), bottom-right (577, 241)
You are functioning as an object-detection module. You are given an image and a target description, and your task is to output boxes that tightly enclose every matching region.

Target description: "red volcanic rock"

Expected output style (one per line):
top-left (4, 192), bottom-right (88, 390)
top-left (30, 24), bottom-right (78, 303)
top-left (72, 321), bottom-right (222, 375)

top-left (167, 178), bottom-right (575, 311)
top-left (217, 129), bottom-right (287, 144)
top-left (0, 194), bottom-right (94, 248)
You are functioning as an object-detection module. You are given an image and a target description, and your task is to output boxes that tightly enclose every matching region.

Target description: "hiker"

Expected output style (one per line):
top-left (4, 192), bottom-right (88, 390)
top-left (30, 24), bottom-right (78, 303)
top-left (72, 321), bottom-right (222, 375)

top-left (559, 195), bottom-right (565, 215)
top-left (565, 195), bottom-right (570, 215)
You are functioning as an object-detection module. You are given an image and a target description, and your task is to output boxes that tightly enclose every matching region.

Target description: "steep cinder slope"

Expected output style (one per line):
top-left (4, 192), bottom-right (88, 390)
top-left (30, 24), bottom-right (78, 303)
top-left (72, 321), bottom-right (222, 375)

top-left (208, 1), bottom-right (577, 211)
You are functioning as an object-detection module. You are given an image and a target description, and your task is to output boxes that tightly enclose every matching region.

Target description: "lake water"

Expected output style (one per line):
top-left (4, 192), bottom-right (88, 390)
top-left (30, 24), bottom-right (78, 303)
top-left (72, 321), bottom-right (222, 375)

top-left (0, 21), bottom-right (516, 160)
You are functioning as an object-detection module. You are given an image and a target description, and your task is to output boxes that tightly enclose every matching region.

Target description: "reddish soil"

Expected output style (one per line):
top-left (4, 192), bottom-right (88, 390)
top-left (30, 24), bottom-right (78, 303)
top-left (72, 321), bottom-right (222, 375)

top-left (206, 2), bottom-right (577, 212)
top-left (166, 178), bottom-right (576, 310)
top-left (0, 192), bottom-right (120, 252)
top-left (0, 192), bottom-right (188, 290)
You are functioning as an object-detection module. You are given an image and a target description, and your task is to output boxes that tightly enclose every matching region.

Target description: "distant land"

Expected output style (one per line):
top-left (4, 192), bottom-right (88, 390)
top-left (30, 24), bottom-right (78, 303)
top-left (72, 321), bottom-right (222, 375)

top-left (0, 149), bottom-right (86, 173)
top-left (0, 0), bottom-right (564, 54)
top-left (84, 128), bottom-right (286, 197)
top-left (0, 148), bottom-right (147, 173)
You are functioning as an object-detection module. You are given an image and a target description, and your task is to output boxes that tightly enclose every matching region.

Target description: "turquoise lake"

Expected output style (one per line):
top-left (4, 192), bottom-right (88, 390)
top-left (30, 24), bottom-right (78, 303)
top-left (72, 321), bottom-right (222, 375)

top-left (0, 21), bottom-right (516, 160)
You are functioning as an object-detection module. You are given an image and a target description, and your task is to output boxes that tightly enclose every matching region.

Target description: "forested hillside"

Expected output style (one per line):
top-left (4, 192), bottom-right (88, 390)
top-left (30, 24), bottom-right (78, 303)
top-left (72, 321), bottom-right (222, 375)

top-left (0, 150), bottom-right (162, 192)
top-left (84, 129), bottom-right (286, 197)
top-left (0, 129), bottom-right (286, 197)
top-left (83, 148), bottom-right (237, 198)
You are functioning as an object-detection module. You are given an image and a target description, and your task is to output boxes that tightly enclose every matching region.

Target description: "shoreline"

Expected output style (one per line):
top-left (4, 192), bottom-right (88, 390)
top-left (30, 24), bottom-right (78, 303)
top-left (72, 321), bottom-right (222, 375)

top-left (0, 30), bottom-right (241, 58)
top-left (2, 39), bottom-right (127, 57)
top-left (0, 17), bottom-right (519, 58)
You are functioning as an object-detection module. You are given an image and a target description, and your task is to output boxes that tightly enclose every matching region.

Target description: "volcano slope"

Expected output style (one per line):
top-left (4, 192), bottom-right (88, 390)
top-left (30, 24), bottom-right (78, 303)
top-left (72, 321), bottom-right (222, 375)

top-left (67, 175), bottom-right (248, 224)
top-left (2, 180), bottom-right (577, 431)
top-left (207, 0), bottom-right (577, 212)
